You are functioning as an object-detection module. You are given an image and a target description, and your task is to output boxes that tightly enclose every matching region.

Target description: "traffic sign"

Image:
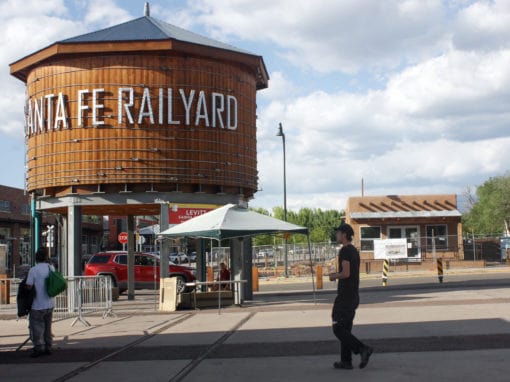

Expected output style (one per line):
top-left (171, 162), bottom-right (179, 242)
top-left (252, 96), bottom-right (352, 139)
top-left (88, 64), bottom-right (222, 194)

top-left (118, 232), bottom-right (128, 244)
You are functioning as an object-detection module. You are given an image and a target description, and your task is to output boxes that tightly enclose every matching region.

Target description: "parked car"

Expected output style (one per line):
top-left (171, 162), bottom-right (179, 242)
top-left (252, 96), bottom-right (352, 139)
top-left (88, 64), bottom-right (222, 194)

top-left (169, 253), bottom-right (189, 264)
top-left (84, 251), bottom-right (196, 293)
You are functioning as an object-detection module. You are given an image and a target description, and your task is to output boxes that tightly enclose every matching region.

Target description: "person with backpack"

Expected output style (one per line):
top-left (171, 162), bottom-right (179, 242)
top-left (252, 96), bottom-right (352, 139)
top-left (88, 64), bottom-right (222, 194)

top-left (26, 247), bottom-right (55, 358)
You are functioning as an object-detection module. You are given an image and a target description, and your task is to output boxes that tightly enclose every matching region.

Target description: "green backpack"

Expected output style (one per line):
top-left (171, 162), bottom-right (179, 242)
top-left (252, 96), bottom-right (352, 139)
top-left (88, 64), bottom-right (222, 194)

top-left (46, 264), bottom-right (67, 297)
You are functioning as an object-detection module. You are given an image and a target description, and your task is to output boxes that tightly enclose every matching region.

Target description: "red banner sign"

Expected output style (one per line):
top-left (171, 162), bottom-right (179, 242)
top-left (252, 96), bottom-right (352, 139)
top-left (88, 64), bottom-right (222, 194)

top-left (169, 206), bottom-right (214, 224)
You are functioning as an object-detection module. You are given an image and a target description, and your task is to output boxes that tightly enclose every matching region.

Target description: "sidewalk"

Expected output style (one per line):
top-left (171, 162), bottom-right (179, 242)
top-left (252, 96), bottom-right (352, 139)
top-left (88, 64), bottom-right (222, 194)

top-left (1, 269), bottom-right (509, 381)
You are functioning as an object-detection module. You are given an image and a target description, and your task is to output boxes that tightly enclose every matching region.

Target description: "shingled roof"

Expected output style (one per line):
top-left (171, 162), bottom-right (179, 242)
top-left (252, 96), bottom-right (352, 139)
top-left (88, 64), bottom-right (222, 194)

top-left (60, 15), bottom-right (252, 55)
top-left (10, 7), bottom-right (268, 88)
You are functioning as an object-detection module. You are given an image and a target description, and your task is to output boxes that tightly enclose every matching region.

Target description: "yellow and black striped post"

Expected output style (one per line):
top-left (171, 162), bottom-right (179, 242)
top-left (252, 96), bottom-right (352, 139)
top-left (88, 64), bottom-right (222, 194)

top-left (437, 258), bottom-right (444, 283)
top-left (382, 258), bottom-right (389, 286)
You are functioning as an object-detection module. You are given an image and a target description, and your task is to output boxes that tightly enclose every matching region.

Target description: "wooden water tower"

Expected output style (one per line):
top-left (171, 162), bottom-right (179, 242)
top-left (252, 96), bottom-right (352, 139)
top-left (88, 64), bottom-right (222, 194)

top-left (10, 5), bottom-right (268, 278)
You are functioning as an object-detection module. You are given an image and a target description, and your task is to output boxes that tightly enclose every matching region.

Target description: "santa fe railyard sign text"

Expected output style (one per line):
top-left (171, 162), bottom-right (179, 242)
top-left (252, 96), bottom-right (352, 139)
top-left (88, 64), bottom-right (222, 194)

top-left (25, 87), bottom-right (238, 137)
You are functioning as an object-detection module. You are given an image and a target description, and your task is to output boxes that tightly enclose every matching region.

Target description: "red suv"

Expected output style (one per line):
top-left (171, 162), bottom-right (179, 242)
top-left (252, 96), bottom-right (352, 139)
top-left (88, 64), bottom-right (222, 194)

top-left (84, 251), bottom-right (196, 293)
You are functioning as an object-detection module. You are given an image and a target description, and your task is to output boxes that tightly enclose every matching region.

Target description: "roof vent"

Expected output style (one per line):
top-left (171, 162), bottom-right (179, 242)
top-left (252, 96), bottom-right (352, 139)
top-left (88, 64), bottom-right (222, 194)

top-left (144, 2), bottom-right (150, 17)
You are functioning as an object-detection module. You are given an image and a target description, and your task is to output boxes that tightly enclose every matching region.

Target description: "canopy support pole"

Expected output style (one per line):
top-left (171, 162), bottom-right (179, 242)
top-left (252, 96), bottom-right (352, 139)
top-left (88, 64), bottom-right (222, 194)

top-left (307, 234), bottom-right (316, 304)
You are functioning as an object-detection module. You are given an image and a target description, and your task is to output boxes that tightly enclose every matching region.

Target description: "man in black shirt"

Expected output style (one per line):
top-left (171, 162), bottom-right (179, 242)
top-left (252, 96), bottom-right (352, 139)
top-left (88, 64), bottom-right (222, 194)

top-left (329, 223), bottom-right (373, 369)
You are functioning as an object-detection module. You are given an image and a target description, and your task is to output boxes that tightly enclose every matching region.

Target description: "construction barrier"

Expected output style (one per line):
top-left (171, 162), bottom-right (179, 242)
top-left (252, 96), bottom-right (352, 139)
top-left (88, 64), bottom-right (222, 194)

top-left (437, 258), bottom-right (444, 283)
top-left (207, 266), bottom-right (214, 283)
top-left (252, 266), bottom-right (259, 291)
top-left (206, 266), bottom-right (214, 292)
top-left (382, 258), bottom-right (389, 286)
top-left (316, 265), bottom-right (323, 290)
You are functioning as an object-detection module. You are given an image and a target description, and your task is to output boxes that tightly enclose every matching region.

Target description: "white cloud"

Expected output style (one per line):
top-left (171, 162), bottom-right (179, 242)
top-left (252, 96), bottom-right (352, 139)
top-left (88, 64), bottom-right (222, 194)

top-left (0, 0), bottom-right (67, 17)
top-left (259, 71), bottom-right (299, 102)
top-left (453, 0), bottom-right (510, 51)
top-left (188, 0), bottom-right (449, 74)
top-left (384, 49), bottom-right (510, 144)
top-left (82, 0), bottom-right (132, 28)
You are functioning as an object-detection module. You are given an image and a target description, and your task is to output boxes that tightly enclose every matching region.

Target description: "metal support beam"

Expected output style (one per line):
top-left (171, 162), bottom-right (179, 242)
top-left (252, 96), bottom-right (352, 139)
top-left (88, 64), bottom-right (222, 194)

top-left (195, 239), bottom-right (206, 291)
top-left (36, 192), bottom-right (244, 211)
top-left (127, 216), bottom-right (135, 300)
top-left (231, 237), bottom-right (252, 304)
top-left (60, 215), bottom-right (68, 276)
top-left (159, 204), bottom-right (169, 278)
top-left (30, 195), bottom-right (41, 265)
top-left (67, 204), bottom-right (82, 277)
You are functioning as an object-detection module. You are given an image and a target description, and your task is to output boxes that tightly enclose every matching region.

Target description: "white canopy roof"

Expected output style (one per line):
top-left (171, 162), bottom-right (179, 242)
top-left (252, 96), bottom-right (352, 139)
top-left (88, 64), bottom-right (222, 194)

top-left (160, 204), bottom-right (308, 240)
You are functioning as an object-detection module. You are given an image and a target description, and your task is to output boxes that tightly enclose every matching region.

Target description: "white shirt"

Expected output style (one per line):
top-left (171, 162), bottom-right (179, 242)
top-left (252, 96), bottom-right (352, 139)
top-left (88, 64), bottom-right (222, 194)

top-left (27, 262), bottom-right (55, 310)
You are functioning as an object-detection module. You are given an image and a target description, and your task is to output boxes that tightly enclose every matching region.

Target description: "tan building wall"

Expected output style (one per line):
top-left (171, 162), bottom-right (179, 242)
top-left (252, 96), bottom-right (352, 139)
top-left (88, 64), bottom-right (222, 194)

top-left (345, 194), bottom-right (464, 261)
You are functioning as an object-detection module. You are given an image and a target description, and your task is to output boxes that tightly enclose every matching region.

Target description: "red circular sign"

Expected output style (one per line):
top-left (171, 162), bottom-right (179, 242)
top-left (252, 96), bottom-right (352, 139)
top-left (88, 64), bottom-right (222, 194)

top-left (118, 232), bottom-right (128, 244)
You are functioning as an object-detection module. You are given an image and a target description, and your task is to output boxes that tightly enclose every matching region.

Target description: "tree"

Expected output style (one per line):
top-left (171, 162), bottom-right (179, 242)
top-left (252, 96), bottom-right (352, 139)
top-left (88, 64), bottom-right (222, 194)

top-left (250, 206), bottom-right (344, 246)
top-left (462, 174), bottom-right (510, 235)
top-left (250, 207), bottom-right (274, 246)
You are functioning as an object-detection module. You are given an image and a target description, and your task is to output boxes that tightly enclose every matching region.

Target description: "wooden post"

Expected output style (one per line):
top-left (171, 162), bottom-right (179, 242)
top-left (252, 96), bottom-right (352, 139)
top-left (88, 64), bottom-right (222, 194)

top-left (0, 275), bottom-right (9, 304)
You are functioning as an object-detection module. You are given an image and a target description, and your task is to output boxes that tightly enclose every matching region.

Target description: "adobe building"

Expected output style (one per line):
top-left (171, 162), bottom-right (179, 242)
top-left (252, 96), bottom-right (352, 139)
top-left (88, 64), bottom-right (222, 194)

top-left (9, 4), bottom-right (268, 297)
top-left (345, 194), bottom-right (464, 261)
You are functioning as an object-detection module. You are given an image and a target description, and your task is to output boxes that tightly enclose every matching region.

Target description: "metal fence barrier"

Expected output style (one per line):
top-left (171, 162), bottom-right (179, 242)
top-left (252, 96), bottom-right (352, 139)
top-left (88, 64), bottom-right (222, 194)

top-left (55, 276), bottom-right (115, 326)
top-left (0, 275), bottom-right (114, 326)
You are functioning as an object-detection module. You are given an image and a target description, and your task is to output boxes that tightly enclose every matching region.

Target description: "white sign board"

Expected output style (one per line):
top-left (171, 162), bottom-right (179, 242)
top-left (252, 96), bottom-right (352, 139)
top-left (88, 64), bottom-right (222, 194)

top-left (373, 239), bottom-right (408, 260)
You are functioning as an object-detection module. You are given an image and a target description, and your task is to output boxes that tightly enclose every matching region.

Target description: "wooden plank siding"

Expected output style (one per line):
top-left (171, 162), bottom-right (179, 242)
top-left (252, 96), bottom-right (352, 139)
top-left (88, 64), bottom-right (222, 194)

top-left (24, 52), bottom-right (259, 199)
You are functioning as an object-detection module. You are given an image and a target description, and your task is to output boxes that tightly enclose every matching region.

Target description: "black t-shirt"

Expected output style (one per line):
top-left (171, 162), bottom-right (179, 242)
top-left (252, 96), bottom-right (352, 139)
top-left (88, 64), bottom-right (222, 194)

top-left (336, 243), bottom-right (360, 308)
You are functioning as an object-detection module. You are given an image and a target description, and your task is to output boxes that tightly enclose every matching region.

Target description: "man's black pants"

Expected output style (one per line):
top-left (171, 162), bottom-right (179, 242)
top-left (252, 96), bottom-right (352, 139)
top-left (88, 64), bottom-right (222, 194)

top-left (332, 307), bottom-right (365, 363)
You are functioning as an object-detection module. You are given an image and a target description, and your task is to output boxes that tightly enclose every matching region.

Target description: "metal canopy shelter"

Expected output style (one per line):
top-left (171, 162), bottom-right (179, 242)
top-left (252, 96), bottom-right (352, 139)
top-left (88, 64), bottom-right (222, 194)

top-left (160, 204), bottom-right (316, 303)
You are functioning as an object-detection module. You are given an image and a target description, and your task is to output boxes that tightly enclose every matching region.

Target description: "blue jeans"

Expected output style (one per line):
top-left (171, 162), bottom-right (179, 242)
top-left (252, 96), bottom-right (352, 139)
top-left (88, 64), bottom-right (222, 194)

top-left (29, 308), bottom-right (53, 351)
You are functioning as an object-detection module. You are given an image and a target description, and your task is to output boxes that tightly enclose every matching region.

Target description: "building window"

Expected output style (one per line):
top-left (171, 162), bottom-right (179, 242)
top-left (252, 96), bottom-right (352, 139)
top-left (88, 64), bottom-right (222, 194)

top-left (388, 226), bottom-right (420, 259)
top-left (21, 204), bottom-right (31, 215)
top-left (360, 226), bottom-right (381, 251)
top-left (0, 200), bottom-right (11, 212)
top-left (426, 225), bottom-right (448, 251)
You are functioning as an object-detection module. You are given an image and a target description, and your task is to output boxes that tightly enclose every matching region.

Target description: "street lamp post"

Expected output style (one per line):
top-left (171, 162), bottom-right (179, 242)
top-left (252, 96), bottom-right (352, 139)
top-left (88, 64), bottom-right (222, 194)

top-left (277, 122), bottom-right (288, 277)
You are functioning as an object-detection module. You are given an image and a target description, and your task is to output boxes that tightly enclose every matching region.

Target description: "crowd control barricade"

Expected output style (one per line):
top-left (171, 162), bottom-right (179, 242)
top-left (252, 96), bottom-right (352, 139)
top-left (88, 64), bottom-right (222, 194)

top-left (54, 275), bottom-right (115, 325)
top-left (0, 276), bottom-right (114, 326)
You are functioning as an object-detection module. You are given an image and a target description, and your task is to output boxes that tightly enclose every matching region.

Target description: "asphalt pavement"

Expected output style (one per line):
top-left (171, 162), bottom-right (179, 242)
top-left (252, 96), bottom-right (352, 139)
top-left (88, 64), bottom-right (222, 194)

top-left (1, 267), bottom-right (509, 381)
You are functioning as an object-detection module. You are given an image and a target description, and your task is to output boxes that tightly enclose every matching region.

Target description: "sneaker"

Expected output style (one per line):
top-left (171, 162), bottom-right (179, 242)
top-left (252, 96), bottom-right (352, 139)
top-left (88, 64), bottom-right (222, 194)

top-left (30, 350), bottom-right (43, 358)
top-left (333, 361), bottom-right (353, 370)
top-left (359, 346), bottom-right (373, 369)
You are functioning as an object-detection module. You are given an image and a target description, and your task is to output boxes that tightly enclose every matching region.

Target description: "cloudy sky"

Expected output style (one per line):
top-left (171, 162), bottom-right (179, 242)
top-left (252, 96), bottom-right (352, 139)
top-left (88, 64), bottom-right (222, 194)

top-left (1, 0), bottom-right (510, 213)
